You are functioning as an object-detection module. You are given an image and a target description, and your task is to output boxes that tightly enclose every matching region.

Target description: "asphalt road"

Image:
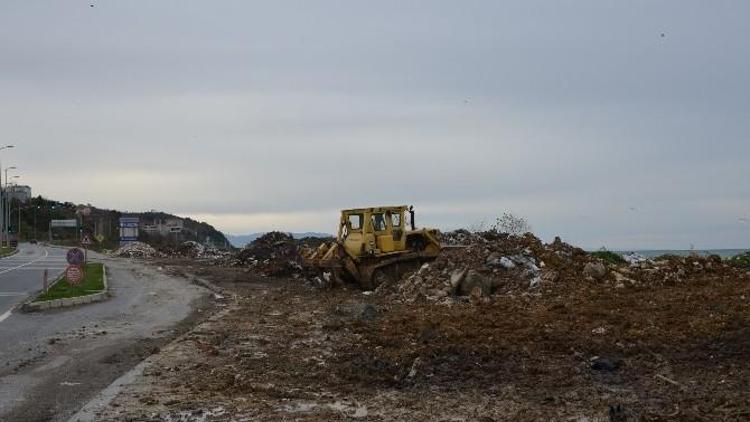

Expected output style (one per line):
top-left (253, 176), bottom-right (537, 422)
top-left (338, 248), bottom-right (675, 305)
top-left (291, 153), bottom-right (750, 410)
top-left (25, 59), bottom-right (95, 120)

top-left (0, 243), bottom-right (67, 319)
top-left (0, 245), bottom-right (211, 422)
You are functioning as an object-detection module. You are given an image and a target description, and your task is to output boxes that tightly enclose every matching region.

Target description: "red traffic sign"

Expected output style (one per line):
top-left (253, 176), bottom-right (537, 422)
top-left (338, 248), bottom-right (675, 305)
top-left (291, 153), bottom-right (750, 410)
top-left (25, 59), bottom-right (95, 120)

top-left (67, 248), bottom-right (85, 265)
top-left (81, 235), bottom-right (92, 246)
top-left (66, 265), bottom-right (84, 286)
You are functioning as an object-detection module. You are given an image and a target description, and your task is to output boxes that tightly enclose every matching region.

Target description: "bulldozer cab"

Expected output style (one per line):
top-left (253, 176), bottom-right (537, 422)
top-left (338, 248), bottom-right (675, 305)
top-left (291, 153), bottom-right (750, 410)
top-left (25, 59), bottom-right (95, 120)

top-left (339, 206), bottom-right (409, 258)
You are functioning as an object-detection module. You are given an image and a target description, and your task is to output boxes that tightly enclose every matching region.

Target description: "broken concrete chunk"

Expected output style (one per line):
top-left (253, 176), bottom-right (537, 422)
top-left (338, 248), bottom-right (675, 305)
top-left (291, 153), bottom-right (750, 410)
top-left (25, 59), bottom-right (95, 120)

top-left (583, 262), bottom-right (607, 280)
top-left (449, 269), bottom-right (467, 294)
top-left (458, 270), bottom-right (491, 296)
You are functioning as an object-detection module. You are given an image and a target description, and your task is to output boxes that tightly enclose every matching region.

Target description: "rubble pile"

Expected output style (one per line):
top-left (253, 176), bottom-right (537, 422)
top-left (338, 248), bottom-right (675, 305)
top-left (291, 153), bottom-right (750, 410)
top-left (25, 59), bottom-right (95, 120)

top-left (176, 240), bottom-right (205, 258)
top-left (230, 231), bottom-right (304, 276)
top-left (160, 241), bottom-right (231, 261)
top-left (612, 253), bottom-right (743, 288)
top-left (377, 231), bottom-right (747, 303)
top-left (111, 241), bottom-right (157, 259)
top-left (377, 231), bottom-right (590, 302)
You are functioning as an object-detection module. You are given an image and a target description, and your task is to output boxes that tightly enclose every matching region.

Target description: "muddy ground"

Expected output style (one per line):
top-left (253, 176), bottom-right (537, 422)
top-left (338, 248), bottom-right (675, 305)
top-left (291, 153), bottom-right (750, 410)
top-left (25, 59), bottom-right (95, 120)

top-left (90, 261), bottom-right (750, 421)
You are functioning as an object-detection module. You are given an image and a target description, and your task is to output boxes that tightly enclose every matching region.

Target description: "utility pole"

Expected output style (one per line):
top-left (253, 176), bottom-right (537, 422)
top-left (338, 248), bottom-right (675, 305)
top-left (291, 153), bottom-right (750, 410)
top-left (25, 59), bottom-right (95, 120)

top-left (33, 205), bottom-right (38, 240)
top-left (3, 167), bottom-right (17, 247)
top-left (0, 146), bottom-right (13, 248)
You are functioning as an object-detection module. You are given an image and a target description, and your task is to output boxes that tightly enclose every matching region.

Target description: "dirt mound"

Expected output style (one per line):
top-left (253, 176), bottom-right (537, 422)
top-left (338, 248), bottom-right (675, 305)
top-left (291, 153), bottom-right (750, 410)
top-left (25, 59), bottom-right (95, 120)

top-left (230, 231), bottom-right (303, 276)
top-left (111, 241), bottom-right (157, 259)
top-left (95, 266), bottom-right (750, 421)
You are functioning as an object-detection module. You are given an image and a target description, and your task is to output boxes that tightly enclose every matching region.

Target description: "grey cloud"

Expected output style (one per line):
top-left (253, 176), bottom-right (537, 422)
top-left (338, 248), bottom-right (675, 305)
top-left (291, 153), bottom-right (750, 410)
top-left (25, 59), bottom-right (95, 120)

top-left (1, 0), bottom-right (749, 249)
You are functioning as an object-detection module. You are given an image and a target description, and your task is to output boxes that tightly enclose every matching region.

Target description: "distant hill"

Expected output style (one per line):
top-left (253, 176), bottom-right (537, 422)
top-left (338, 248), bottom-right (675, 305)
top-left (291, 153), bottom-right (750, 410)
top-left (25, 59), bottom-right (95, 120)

top-left (18, 196), bottom-right (230, 250)
top-left (226, 232), bottom-right (332, 248)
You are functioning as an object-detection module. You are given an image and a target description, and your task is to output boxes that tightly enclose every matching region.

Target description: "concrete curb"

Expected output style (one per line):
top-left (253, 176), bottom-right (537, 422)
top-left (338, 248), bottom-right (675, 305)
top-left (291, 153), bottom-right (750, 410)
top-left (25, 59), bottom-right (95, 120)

top-left (21, 265), bottom-right (110, 312)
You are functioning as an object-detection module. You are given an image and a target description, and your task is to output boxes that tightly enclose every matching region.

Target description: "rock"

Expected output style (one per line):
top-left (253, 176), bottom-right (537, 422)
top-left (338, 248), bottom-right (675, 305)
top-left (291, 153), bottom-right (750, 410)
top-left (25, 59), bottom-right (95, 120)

top-left (332, 303), bottom-right (378, 322)
top-left (352, 406), bottom-right (369, 418)
top-left (485, 253), bottom-right (502, 267)
top-left (541, 270), bottom-right (559, 284)
top-left (508, 254), bottom-right (536, 269)
top-left (459, 270), bottom-right (491, 296)
top-left (498, 257), bottom-right (516, 269)
top-left (622, 252), bottom-right (649, 265)
top-left (450, 269), bottom-right (467, 294)
top-left (590, 356), bottom-right (620, 372)
top-left (469, 286), bottom-right (486, 305)
top-left (583, 262), bottom-right (607, 280)
top-left (613, 271), bottom-right (633, 287)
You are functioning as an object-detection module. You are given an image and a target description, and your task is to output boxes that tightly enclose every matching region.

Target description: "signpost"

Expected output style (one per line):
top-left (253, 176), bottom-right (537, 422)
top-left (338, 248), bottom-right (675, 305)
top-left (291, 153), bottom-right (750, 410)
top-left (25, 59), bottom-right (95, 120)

top-left (66, 247), bottom-right (86, 286)
top-left (81, 234), bottom-right (92, 263)
top-left (119, 217), bottom-right (139, 245)
top-left (65, 265), bottom-right (84, 286)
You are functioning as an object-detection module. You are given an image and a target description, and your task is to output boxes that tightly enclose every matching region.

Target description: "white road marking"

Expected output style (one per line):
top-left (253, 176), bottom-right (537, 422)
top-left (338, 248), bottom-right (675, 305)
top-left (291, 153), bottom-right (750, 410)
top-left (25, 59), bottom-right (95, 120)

top-left (0, 248), bottom-right (51, 276)
top-left (0, 292), bottom-right (26, 297)
top-left (0, 247), bottom-right (68, 325)
top-left (0, 309), bottom-right (12, 323)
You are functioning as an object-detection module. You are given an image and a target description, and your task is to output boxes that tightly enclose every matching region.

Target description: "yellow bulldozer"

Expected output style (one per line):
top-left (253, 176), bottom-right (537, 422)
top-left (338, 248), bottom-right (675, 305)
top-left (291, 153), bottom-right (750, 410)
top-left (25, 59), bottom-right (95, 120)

top-left (303, 205), bottom-right (441, 290)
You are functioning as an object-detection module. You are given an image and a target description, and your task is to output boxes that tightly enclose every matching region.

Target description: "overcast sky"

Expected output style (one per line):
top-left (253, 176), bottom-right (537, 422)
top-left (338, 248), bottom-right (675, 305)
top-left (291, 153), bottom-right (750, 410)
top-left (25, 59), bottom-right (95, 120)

top-left (1, 1), bottom-right (748, 249)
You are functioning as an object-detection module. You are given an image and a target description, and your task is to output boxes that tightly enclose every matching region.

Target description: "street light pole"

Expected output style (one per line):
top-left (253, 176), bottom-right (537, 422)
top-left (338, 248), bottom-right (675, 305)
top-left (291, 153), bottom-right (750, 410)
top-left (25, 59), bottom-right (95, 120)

top-left (11, 177), bottom-right (20, 242)
top-left (4, 166), bottom-right (17, 248)
top-left (7, 176), bottom-right (19, 244)
top-left (34, 205), bottom-right (39, 241)
top-left (0, 145), bottom-right (15, 248)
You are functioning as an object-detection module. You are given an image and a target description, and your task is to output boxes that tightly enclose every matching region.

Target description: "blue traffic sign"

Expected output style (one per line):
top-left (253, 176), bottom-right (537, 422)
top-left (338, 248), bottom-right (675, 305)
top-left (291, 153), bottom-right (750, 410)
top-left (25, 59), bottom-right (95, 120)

top-left (66, 248), bottom-right (85, 265)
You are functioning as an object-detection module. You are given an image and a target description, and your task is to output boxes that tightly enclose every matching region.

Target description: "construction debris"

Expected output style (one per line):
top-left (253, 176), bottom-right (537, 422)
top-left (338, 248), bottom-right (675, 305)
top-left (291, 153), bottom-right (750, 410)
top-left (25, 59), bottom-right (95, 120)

top-left (622, 252), bottom-right (649, 265)
top-left (374, 230), bottom-right (747, 303)
top-left (229, 231), bottom-right (304, 277)
top-left (110, 241), bottom-right (157, 259)
top-left (375, 231), bottom-right (585, 302)
top-left (160, 241), bottom-right (230, 260)
top-left (109, 229), bottom-right (748, 300)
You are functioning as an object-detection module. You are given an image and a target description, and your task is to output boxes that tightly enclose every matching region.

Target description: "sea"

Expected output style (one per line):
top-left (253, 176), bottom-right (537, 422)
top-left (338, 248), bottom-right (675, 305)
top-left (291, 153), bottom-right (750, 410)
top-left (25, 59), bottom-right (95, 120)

top-left (612, 249), bottom-right (748, 259)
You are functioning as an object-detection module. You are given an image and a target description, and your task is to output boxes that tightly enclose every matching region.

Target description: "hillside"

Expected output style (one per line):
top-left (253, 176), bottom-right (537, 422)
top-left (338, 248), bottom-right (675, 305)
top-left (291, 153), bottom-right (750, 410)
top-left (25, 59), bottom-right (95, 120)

top-left (14, 196), bottom-right (229, 250)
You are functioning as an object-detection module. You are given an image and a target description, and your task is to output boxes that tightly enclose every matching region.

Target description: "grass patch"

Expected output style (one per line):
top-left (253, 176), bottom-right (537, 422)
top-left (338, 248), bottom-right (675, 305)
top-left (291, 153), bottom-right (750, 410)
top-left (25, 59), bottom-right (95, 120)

top-left (729, 251), bottom-right (750, 268)
top-left (590, 250), bottom-right (626, 265)
top-left (35, 263), bottom-right (105, 301)
top-left (0, 247), bottom-right (16, 258)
